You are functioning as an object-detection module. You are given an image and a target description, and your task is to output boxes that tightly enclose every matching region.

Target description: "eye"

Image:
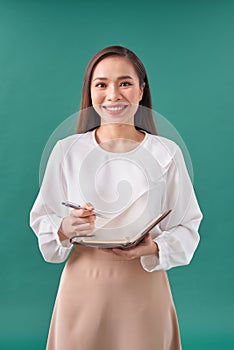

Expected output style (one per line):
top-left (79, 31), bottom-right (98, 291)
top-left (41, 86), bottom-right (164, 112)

top-left (95, 82), bottom-right (106, 88)
top-left (119, 81), bottom-right (132, 87)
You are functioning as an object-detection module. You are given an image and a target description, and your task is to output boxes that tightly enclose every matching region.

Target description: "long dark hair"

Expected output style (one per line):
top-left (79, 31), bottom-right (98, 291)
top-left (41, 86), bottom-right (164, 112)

top-left (76, 45), bottom-right (157, 135)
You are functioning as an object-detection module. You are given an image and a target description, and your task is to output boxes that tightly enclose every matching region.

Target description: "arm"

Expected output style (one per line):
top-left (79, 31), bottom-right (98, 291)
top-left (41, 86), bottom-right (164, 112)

top-left (141, 145), bottom-right (203, 271)
top-left (104, 144), bottom-right (202, 271)
top-left (30, 141), bottom-right (73, 263)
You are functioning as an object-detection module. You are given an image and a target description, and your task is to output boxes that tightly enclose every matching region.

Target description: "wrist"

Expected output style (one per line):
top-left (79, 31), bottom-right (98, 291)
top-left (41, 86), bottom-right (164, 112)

top-left (152, 241), bottom-right (159, 255)
top-left (58, 221), bottom-right (68, 241)
top-left (58, 230), bottom-right (68, 241)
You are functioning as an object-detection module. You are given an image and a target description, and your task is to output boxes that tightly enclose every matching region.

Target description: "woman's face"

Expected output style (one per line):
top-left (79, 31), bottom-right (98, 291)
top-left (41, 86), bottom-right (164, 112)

top-left (90, 56), bottom-right (144, 125)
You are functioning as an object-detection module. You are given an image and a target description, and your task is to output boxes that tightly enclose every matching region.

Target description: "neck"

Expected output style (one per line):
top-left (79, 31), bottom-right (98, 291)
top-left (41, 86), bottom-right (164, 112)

top-left (96, 124), bottom-right (141, 141)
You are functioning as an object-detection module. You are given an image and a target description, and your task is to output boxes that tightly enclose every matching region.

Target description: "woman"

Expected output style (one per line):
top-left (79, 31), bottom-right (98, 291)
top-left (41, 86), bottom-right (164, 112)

top-left (30, 45), bottom-right (203, 350)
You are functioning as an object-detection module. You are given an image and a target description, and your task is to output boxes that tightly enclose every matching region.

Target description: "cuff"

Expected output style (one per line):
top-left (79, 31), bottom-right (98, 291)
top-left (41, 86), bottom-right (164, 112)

top-left (140, 237), bottom-right (169, 272)
top-left (140, 253), bottom-right (161, 272)
top-left (60, 238), bottom-right (73, 249)
top-left (38, 215), bottom-right (73, 263)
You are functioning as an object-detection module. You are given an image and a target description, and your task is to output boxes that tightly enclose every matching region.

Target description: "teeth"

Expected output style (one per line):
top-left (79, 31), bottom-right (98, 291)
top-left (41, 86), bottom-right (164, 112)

top-left (105, 106), bottom-right (126, 111)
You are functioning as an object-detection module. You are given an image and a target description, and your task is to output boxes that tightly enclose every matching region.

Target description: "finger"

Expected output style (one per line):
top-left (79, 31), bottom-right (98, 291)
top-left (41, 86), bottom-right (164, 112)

top-left (72, 222), bottom-right (95, 233)
top-left (98, 248), bottom-right (113, 253)
top-left (113, 242), bottom-right (149, 257)
top-left (82, 202), bottom-right (94, 211)
top-left (111, 249), bottom-right (136, 260)
top-left (137, 233), bottom-right (152, 246)
top-left (80, 208), bottom-right (95, 218)
top-left (70, 229), bottom-right (94, 238)
top-left (143, 233), bottom-right (151, 241)
top-left (71, 224), bottom-right (94, 236)
top-left (71, 216), bottom-right (95, 225)
top-left (71, 208), bottom-right (95, 218)
top-left (112, 248), bottom-right (138, 259)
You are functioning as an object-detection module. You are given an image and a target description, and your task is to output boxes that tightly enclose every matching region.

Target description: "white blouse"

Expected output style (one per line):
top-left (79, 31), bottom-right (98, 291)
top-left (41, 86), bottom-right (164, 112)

top-left (30, 130), bottom-right (203, 272)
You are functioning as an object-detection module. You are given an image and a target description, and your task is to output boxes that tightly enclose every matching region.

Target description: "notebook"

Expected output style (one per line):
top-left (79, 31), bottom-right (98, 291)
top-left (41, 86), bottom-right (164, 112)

top-left (70, 209), bottom-right (171, 249)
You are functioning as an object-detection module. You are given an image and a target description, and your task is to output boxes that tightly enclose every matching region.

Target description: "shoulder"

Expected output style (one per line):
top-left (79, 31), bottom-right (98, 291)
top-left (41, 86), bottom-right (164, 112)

top-left (147, 133), bottom-right (179, 152)
top-left (56, 131), bottom-right (93, 153)
top-left (46, 132), bottom-right (93, 165)
top-left (58, 131), bottom-right (92, 146)
top-left (145, 133), bottom-right (192, 178)
top-left (145, 133), bottom-right (181, 162)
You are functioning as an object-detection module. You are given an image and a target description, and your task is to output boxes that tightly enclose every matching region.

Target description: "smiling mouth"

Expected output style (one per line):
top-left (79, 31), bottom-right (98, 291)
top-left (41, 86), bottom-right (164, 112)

top-left (102, 105), bottom-right (128, 114)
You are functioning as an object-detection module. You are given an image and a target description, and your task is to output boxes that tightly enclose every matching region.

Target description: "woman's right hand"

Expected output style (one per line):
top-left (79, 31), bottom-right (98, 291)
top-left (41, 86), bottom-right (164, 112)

top-left (58, 203), bottom-right (96, 241)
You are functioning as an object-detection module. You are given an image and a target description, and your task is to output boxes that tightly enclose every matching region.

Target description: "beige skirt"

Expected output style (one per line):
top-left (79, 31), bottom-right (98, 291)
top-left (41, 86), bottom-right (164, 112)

top-left (46, 246), bottom-right (182, 350)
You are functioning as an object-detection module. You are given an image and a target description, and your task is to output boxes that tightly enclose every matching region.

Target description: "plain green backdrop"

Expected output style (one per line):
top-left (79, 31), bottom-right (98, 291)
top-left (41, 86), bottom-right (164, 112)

top-left (0, 0), bottom-right (233, 349)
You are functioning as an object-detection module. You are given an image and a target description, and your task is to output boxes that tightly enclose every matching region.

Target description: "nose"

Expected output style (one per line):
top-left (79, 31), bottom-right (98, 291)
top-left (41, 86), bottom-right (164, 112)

top-left (106, 84), bottom-right (121, 101)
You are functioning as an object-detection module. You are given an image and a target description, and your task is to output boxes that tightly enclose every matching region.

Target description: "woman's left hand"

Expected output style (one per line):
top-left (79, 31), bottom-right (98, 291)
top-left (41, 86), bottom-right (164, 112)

top-left (100, 233), bottom-right (159, 260)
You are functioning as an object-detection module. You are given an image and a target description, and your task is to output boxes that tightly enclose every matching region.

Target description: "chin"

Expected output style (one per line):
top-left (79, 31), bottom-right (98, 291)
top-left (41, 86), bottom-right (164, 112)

top-left (101, 114), bottom-right (135, 127)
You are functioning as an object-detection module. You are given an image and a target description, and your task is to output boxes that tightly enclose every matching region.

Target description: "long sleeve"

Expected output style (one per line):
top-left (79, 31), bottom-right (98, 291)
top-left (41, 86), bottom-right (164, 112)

top-left (30, 141), bottom-right (73, 263)
top-left (141, 145), bottom-right (203, 272)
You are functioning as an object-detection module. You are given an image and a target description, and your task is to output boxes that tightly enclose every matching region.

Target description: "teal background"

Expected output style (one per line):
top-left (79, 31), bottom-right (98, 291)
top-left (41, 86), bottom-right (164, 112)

top-left (0, 0), bottom-right (233, 349)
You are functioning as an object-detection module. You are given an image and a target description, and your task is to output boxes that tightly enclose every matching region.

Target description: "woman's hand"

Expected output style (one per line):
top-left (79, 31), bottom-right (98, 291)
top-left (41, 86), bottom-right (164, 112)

top-left (58, 202), bottom-right (96, 241)
top-left (100, 233), bottom-right (159, 260)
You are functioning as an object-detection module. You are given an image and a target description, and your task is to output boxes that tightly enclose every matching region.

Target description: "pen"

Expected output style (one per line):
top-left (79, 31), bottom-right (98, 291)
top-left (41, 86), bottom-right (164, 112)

top-left (62, 201), bottom-right (109, 219)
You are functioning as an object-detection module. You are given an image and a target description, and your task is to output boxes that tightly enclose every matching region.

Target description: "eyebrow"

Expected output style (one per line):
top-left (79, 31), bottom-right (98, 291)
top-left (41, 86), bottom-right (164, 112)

top-left (92, 75), bottom-right (134, 81)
